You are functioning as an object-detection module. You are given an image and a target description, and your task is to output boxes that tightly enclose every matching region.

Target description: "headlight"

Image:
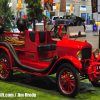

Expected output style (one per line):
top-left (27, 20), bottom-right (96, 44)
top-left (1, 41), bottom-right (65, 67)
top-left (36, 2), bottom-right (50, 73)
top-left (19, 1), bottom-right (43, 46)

top-left (77, 51), bottom-right (82, 61)
top-left (94, 49), bottom-right (99, 59)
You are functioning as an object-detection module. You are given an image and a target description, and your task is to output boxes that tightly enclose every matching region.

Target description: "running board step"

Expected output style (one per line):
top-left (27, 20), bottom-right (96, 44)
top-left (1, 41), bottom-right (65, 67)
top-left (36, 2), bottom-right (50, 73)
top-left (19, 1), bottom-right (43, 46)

top-left (39, 58), bottom-right (53, 62)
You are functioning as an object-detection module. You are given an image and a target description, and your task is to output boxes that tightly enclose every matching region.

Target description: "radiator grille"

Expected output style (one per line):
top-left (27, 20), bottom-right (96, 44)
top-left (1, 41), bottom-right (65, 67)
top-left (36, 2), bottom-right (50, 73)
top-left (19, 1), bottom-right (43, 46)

top-left (82, 48), bottom-right (91, 60)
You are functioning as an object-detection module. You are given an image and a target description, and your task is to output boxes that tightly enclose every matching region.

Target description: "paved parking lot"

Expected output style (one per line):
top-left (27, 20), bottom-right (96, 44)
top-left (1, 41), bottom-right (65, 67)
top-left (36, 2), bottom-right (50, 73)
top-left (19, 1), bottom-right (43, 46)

top-left (53, 31), bottom-right (99, 51)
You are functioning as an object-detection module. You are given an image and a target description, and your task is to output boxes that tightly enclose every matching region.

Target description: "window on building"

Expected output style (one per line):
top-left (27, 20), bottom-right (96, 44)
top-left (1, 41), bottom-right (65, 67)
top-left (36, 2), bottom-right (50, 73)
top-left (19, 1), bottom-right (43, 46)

top-left (17, 0), bottom-right (24, 4)
top-left (80, 5), bottom-right (86, 11)
top-left (53, 3), bottom-right (55, 6)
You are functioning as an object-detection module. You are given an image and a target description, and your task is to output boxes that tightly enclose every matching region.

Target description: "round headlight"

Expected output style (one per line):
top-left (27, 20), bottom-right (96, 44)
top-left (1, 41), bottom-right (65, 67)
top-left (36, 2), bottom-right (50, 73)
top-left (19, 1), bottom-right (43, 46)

top-left (94, 49), bottom-right (99, 59)
top-left (77, 51), bottom-right (82, 61)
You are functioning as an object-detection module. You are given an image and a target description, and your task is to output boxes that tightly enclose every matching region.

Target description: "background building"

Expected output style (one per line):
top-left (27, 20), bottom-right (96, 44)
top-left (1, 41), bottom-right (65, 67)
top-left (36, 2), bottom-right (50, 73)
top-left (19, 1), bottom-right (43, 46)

top-left (9, 0), bottom-right (92, 21)
top-left (10, 0), bottom-right (27, 18)
top-left (44, 0), bottom-right (92, 20)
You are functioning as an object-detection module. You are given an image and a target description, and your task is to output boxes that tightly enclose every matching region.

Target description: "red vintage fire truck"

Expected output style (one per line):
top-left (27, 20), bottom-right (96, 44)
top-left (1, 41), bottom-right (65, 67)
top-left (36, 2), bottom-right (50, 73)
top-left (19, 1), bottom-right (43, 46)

top-left (0, 18), bottom-right (100, 98)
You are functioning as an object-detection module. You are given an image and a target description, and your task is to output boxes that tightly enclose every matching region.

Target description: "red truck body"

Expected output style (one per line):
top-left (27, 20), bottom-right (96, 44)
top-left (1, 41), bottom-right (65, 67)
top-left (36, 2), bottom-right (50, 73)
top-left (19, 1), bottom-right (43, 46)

top-left (0, 29), bottom-right (100, 97)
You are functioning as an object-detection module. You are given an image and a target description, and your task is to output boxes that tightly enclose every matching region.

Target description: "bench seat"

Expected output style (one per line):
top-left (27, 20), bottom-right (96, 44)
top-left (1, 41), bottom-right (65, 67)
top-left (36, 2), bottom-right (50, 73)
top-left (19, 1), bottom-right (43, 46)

top-left (38, 44), bottom-right (56, 52)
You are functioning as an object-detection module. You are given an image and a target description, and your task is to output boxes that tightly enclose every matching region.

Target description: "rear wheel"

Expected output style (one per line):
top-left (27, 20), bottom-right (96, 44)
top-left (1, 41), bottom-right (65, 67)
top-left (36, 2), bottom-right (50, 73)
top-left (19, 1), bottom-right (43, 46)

top-left (56, 63), bottom-right (80, 97)
top-left (0, 53), bottom-right (13, 81)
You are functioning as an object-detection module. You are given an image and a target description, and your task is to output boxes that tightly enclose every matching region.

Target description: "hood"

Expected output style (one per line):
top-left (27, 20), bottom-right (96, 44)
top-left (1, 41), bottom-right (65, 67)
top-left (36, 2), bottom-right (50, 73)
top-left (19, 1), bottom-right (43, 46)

top-left (56, 39), bottom-right (92, 57)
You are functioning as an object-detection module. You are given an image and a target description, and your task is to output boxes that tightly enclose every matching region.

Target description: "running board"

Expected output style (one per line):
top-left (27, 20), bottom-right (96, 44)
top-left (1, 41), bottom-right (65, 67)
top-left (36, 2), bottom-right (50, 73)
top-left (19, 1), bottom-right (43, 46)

top-left (39, 58), bottom-right (53, 62)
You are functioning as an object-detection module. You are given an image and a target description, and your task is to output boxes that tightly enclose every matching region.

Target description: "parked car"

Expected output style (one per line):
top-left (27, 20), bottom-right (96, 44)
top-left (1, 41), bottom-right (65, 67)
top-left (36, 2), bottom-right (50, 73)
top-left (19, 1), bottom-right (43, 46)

top-left (0, 18), bottom-right (100, 98)
top-left (63, 15), bottom-right (76, 20)
top-left (52, 16), bottom-right (63, 25)
top-left (62, 15), bottom-right (86, 31)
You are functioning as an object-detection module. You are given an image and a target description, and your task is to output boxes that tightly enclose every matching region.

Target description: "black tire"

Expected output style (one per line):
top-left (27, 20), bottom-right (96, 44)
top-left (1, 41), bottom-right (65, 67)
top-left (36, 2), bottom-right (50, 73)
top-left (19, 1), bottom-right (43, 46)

top-left (56, 63), bottom-right (80, 98)
top-left (91, 81), bottom-right (100, 87)
top-left (0, 53), bottom-right (13, 81)
top-left (91, 75), bottom-right (100, 87)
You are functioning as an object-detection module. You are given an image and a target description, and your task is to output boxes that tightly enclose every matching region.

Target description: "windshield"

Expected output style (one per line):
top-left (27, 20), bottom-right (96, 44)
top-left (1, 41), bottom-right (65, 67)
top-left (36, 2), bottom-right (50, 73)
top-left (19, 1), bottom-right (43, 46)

top-left (63, 15), bottom-right (75, 19)
top-left (53, 17), bottom-right (59, 20)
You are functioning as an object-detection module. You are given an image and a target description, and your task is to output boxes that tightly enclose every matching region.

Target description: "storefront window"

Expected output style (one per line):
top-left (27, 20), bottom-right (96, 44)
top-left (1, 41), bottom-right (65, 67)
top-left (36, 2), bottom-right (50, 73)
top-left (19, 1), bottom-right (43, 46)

top-left (80, 5), bottom-right (86, 11)
top-left (53, 3), bottom-right (55, 6)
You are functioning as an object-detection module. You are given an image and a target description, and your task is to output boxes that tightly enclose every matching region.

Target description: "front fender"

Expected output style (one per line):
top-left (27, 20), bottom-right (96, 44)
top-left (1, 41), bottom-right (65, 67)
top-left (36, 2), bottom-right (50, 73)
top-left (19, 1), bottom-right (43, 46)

top-left (0, 46), bottom-right (13, 68)
top-left (56, 56), bottom-right (82, 69)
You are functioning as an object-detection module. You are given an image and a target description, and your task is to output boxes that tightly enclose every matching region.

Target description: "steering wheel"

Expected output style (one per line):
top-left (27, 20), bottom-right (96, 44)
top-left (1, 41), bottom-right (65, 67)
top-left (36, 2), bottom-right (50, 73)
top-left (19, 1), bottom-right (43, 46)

top-left (50, 25), bottom-right (61, 39)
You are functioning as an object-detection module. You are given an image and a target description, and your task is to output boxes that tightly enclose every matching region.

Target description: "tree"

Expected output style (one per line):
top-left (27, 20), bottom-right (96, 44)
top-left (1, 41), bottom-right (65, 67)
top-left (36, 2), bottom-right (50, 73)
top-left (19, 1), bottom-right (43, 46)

top-left (0, 0), bottom-right (13, 31)
top-left (24, 0), bottom-right (44, 26)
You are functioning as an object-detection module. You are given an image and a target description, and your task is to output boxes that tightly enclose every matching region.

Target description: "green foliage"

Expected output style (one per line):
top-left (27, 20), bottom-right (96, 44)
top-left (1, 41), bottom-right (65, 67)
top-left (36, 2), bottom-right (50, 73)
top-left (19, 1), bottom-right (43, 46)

top-left (24, 0), bottom-right (44, 23)
top-left (0, 0), bottom-right (14, 31)
top-left (44, 15), bottom-right (48, 19)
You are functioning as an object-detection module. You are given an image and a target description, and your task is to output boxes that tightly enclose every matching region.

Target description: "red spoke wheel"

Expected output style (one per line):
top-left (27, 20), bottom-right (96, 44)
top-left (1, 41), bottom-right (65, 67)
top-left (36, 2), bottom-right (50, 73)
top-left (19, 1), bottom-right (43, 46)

top-left (91, 60), bottom-right (100, 87)
top-left (56, 63), bottom-right (80, 98)
top-left (0, 53), bottom-right (13, 81)
top-left (91, 76), bottom-right (100, 87)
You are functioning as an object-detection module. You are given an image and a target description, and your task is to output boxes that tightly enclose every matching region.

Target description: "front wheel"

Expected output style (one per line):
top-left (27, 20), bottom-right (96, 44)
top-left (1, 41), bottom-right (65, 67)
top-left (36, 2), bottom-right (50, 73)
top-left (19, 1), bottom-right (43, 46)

top-left (56, 63), bottom-right (80, 98)
top-left (0, 53), bottom-right (13, 81)
top-left (91, 61), bottom-right (100, 87)
top-left (91, 74), bottom-right (100, 87)
top-left (91, 80), bottom-right (100, 87)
